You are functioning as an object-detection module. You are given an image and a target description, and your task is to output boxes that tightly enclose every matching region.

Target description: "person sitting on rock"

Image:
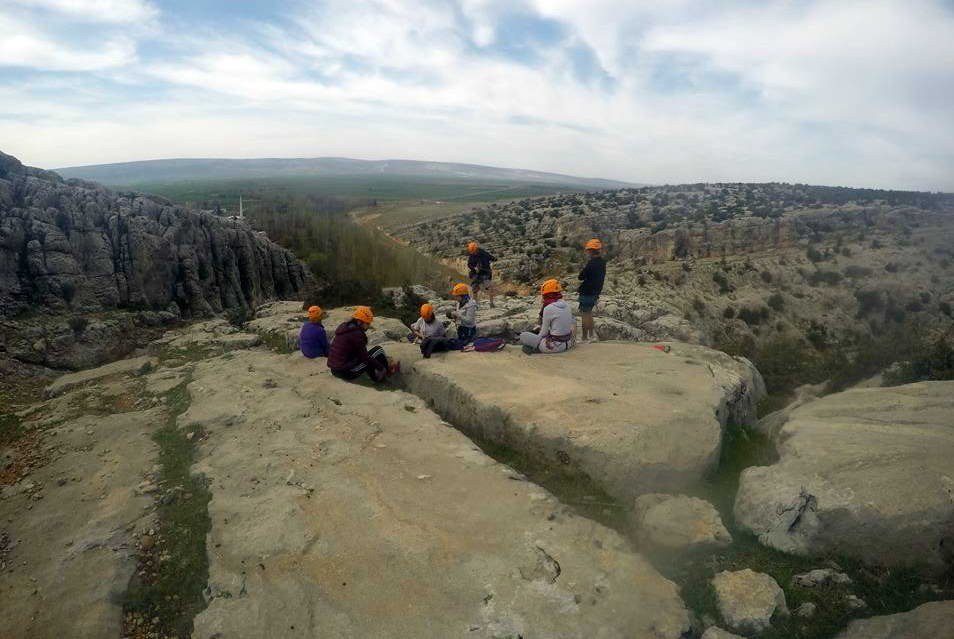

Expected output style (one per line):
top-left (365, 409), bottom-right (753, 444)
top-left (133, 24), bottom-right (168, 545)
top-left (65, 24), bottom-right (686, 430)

top-left (467, 241), bottom-right (496, 308)
top-left (328, 306), bottom-right (400, 383)
top-left (578, 238), bottom-right (607, 342)
top-left (448, 283), bottom-right (477, 344)
top-left (410, 303), bottom-right (450, 358)
top-left (520, 279), bottom-right (575, 354)
top-left (299, 305), bottom-right (329, 359)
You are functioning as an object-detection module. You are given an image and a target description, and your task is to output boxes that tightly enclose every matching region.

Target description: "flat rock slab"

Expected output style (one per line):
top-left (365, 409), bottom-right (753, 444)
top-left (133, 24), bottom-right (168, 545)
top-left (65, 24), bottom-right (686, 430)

top-left (0, 406), bottom-right (164, 639)
top-left (157, 319), bottom-right (262, 351)
top-left (182, 349), bottom-right (692, 639)
top-left (735, 381), bottom-right (954, 572)
top-left (403, 342), bottom-right (764, 503)
top-left (834, 601), bottom-right (954, 638)
top-left (45, 354), bottom-right (156, 397)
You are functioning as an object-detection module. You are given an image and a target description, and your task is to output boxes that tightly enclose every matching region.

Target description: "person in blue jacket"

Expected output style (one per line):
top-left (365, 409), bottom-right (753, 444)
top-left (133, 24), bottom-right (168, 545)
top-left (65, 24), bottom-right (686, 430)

top-left (300, 305), bottom-right (329, 358)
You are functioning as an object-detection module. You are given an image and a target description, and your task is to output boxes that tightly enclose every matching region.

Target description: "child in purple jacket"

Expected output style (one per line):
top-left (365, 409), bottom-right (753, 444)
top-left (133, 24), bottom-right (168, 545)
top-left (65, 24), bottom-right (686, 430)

top-left (300, 305), bottom-right (329, 358)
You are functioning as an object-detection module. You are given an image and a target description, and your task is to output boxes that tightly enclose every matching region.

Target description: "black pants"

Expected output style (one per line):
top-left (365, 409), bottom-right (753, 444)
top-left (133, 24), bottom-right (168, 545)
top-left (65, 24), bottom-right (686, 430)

top-left (331, 346), bottom-right (388, 383)
top-left (420, 337), bottom-right (453, 358)
top-left (457, 326), bottom-right (476, 343)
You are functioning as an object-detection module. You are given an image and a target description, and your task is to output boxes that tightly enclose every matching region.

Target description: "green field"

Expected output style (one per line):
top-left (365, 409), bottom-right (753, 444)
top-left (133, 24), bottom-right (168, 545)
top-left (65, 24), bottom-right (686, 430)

top-left (127, 175), bottom-right (585, 211)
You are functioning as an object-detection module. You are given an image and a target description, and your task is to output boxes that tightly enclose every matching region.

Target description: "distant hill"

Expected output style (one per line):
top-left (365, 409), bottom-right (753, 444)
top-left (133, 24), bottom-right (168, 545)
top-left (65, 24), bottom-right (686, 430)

top-left (56, 157), bottom-right (637, 190)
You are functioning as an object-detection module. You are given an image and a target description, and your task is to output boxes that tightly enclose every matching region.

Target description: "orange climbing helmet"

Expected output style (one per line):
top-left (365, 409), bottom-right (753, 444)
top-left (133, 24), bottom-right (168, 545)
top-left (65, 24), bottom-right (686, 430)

top-left (585, 238), bottom-right (603, 251)
top-left (540, 279), bottom-right (562, 295)
top-left (452, 283), bottom-right (471, 296)
top-left (307, 305), bottom-right (323, 321)
top-left (467, 242), bottom-right (479, 254)
top-left (352, 306), bottom-right (374, 325)
top-left (420, 303), bottom-right (434, 319)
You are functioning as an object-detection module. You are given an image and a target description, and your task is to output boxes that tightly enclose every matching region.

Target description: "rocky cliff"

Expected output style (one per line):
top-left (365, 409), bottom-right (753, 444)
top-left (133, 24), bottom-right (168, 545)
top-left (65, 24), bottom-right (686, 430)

top-left (0, 151), bottom-right (311, 320)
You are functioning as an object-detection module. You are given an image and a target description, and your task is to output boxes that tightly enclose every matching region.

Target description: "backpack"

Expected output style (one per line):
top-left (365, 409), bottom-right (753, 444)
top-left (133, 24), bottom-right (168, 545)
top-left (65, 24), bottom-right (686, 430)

top-left (462, 337), bottom-right (506, 352)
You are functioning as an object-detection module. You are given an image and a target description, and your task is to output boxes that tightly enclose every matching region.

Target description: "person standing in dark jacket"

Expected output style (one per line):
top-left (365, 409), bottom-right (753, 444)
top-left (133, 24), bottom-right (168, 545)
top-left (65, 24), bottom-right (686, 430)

top-left (327, 307), bottom-right (399, 383)
top-left (578, 239), bottom-right (607, 342)
top-left (467, 241), bottom-right (496, 308)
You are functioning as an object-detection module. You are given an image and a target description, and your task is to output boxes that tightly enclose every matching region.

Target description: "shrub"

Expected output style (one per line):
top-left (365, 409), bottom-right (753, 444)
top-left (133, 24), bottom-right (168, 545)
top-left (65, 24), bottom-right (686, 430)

top-left (712, 271), bottom-right (733, 294)
top-left (844, 265), bottom-right (873, 279)
top-left (767, 293), bottom-right (785, 312)
top-left (940, 301), bottom-right (953, 317)
top-left (855, 289), bottom-right (884, 317)
top-left (807, 270), bottom-right (843, 286)
top-left (68, 316), bottom-right (89, 335)
top-left (806, 246), bottom-right (824, 263)
top-left (884, 335), bottom-right (954, 385)
top-left (692, 298), bottom-right (707, 316)
top-left (884, 299), bottom-right (906, 323)
top-left (738, 306), bottom-right (770, 326)
top-left (723, 306), bottom-right (736, 319)
top-left (884, 262), bottom-right (900, 273)
top-left (760, 270), bottom-right (773, 284)
top-left (905, 300), bottom-right (924, 313)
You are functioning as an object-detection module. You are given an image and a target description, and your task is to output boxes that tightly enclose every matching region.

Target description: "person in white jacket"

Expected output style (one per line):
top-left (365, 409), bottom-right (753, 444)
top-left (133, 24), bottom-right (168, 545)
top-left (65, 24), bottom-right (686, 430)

top-left (448, 283), bottom-right (478, 343)
top-left (520, 279), bottom-right (576, 354)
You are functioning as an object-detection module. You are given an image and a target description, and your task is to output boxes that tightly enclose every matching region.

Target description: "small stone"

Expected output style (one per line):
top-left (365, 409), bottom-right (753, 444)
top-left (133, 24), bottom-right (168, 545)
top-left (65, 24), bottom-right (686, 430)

top-left (792, 568), bottom-right (851, 588)
top-left (845, 594), bottom-right (867, 610)
top-left (140, 535), bottom-right (155, 550)
top-left (186, 432), bottom-right (195, 441)
top-left (795, 602), bottom-right (817, 618)
top-left (416, 475), bottom-right (432, 480)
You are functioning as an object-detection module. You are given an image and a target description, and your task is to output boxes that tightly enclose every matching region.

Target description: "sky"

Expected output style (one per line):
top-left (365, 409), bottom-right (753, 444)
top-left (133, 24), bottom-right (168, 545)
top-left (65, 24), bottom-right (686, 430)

top-left (1, 0), bottom-right (953, 191)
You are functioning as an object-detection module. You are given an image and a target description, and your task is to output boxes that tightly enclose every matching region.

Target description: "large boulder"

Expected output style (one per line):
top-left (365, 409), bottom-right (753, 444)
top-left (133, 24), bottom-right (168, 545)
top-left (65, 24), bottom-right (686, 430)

top-left (735, 381), bottom-right (954, 572)
top-left (834, 601), bottom-right (954, 638)
top-left (711, 569), bottom-right (788, 634)
top-left (182, 348), bottom-right (693, 638)
top-left (630, 494), bottom-right (732, 551)
top-left (402, 341), bottom-right (764, 504)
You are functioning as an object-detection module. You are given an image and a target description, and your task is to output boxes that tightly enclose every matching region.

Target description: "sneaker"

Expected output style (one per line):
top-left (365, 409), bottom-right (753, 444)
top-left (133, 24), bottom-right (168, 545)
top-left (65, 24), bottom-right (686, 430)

top-left (521, 345), bottom-right (537, 355)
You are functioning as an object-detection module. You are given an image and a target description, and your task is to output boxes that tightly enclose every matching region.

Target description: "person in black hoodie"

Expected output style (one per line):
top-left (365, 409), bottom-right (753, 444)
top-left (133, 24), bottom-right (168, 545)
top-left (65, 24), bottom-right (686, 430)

top-left (467, 241), bottom-right (496, 307)
top-left (578, 239), bottom-right (607, 342)
top-left (327, 306), bottom-right (399, 383)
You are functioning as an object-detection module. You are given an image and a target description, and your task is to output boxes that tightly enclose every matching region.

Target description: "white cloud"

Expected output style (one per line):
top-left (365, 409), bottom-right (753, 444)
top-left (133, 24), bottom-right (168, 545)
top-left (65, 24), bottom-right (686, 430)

top-left (0, 12), bottom-right (137, 70)
top-left (8, 0), bottom-right (158, 23)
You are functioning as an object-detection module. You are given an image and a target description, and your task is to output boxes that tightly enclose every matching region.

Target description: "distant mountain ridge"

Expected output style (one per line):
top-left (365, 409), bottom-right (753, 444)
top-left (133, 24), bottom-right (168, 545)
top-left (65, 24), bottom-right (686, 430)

top-left (56, 157), bottom-right (637, 190)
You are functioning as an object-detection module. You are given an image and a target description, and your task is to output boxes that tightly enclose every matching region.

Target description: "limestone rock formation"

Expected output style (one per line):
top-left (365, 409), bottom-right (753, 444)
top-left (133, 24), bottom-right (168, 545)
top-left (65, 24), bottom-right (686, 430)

top-left (0, 150), bottom-right (311, 320)
top-left (402, 341), bottom-right (764, 503)
top-left (180, 346), bottom-right (693, 638)
top-left (711, 569), bottom-right (788, 634)
top-left (734, 381), bottom-right (954, 572)
top-left (630, 493), bottom-right (732, 551)
top-left (834, 601), bottom-right (954, 639)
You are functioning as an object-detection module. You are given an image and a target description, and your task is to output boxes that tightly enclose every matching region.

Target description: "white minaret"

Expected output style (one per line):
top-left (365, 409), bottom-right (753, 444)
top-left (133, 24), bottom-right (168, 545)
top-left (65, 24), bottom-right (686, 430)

top-left (238, 195), bottom-right (244, 218)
